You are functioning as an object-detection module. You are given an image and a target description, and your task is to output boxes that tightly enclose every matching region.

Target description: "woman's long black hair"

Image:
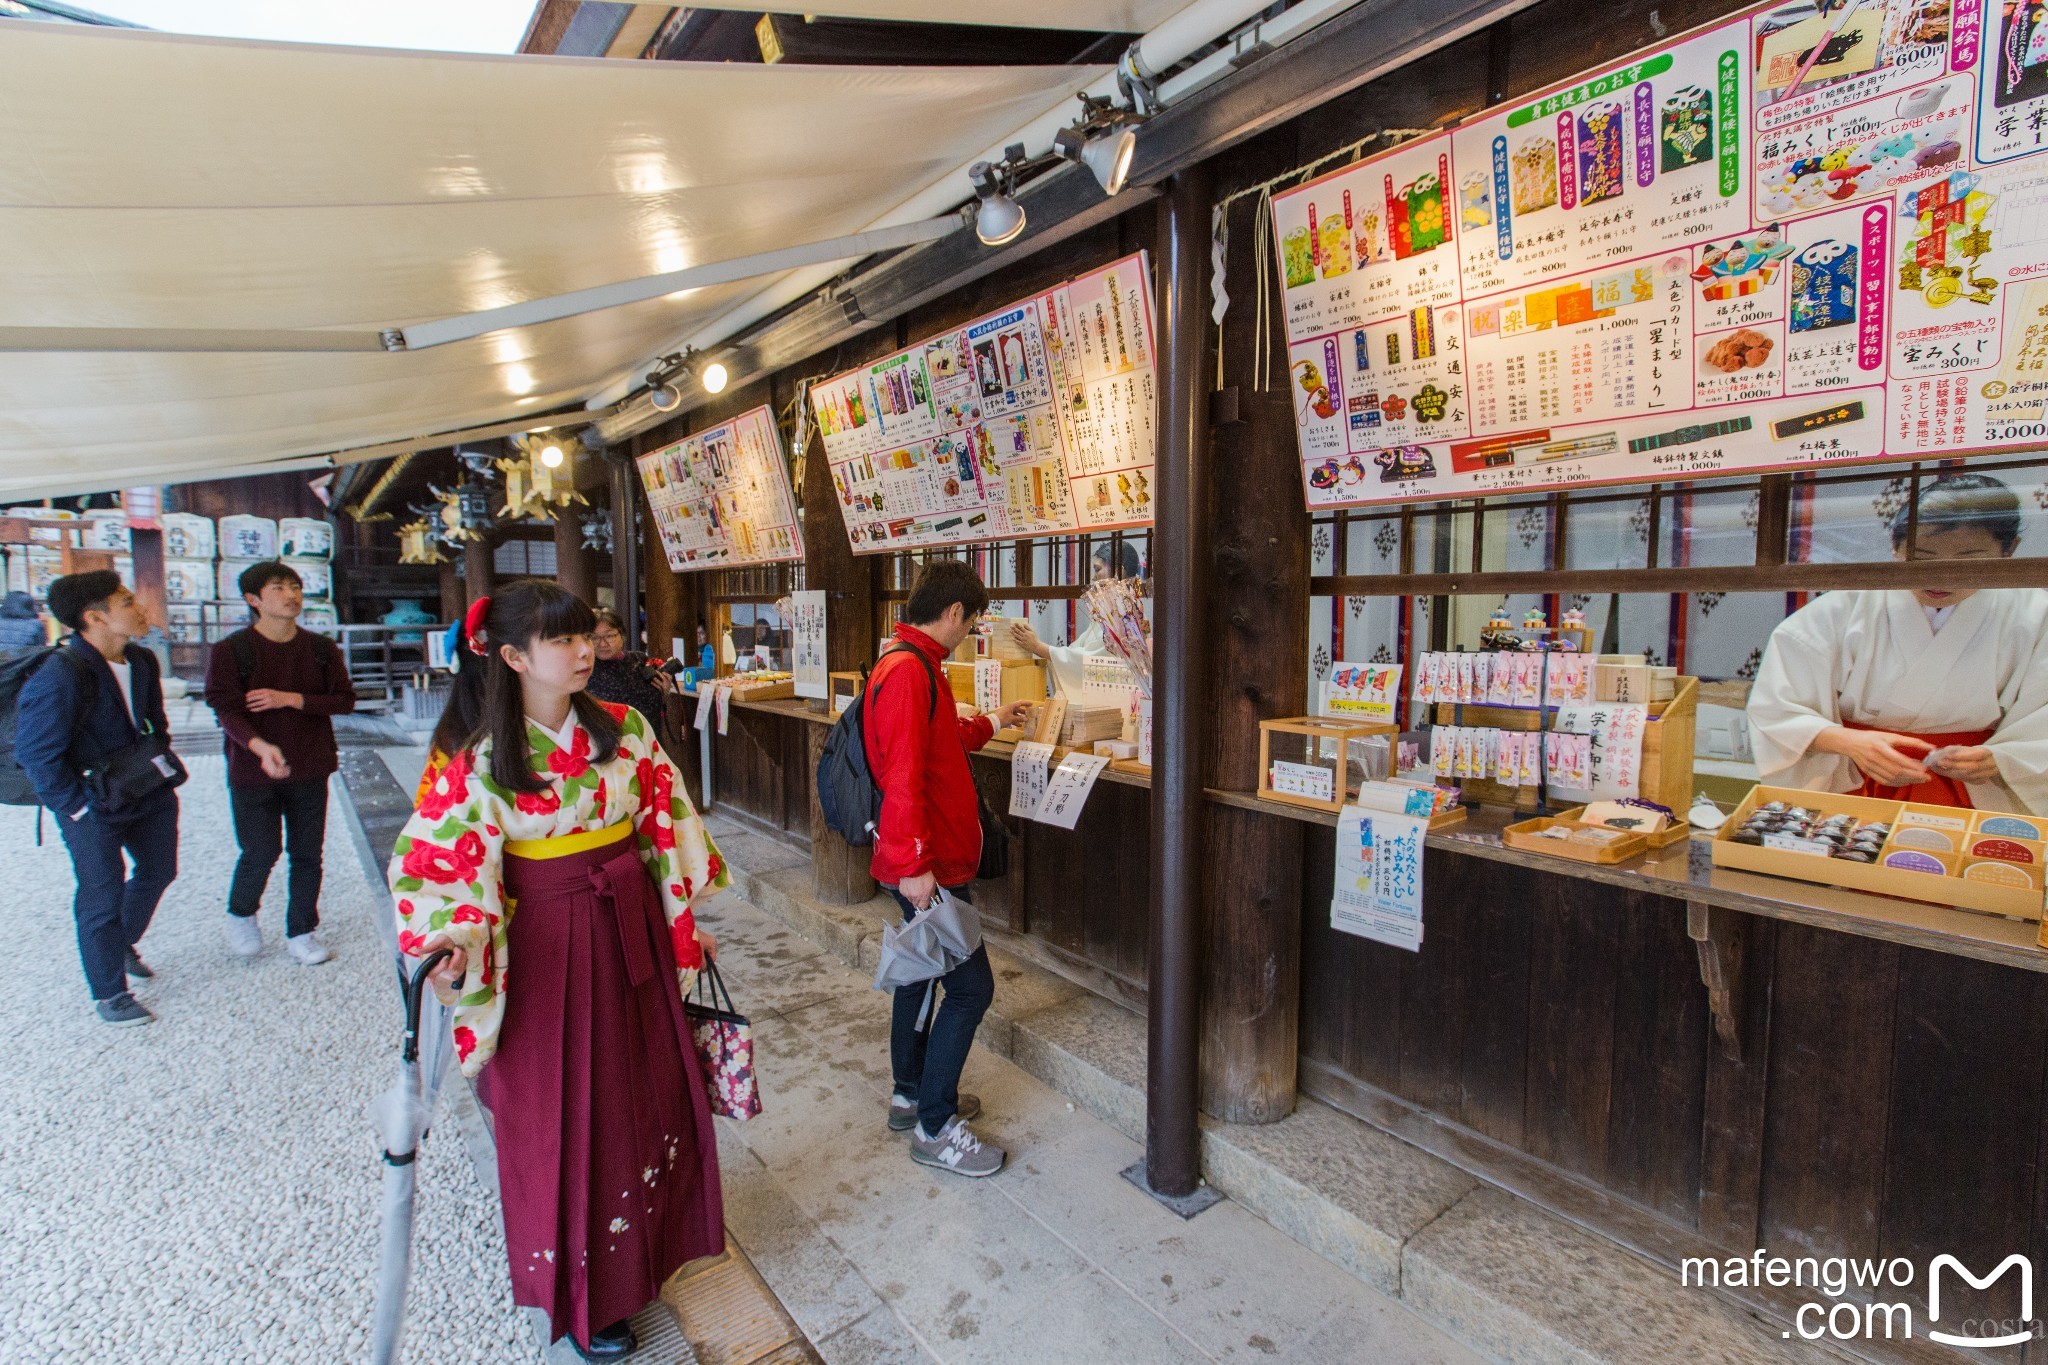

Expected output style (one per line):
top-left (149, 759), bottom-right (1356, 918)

top-left (427, 619), bottom-right (487, 761)
top-left (473, 579), bottom-right (622, 794)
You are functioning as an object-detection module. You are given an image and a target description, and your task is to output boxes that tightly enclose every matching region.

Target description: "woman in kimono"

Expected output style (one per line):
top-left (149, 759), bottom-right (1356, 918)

top-left (1747, 474), bottom-right (2048, 814)
top-left (1005, 542), bottom-right (1142, 696)
top-left (392, 579), bottom-right (729, 1360)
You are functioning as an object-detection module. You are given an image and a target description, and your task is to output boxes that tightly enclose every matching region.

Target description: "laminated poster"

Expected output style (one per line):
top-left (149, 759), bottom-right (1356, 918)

top-left (1033, 750), bottom-right (1111, 830)
top-left (695, 686), bottom-right (716, 732)
top-left (714, 684), bottom-right (732, 736)
top-left (1272, 0), bottom-right (2048, 508)
top-left (636, 406), bottom-right (804, 571)
top-left (791, 590), bottom-right (828, 700)
top-left (1009, 739), bottom-right (1055, 818)
top-left (1332, 806), bottom-right (1428, 951)
top-left (813, 253), bottom-right (1157, 553)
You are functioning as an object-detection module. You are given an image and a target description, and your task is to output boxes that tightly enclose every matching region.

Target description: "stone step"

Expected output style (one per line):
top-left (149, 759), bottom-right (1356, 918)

top-left (704, 828), bottom-right (1892, 1365)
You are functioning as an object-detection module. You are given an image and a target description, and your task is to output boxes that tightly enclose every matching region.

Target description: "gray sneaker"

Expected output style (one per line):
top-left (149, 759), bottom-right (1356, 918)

top-left (888, 1091), bottom-right (980, 1132)
top-left (224, 913), bottom-right (262, 958)
top-left (909, 1117), bottom-right (1005, 1178)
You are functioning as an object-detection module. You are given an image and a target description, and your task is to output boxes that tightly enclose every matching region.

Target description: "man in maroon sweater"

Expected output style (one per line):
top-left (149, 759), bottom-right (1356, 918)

top-left (204, 561), bottom-right (355, 965)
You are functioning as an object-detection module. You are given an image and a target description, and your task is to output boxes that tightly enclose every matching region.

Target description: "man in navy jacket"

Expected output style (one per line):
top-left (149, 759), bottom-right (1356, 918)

top-left (17, 571), bottom-right (180, 1025)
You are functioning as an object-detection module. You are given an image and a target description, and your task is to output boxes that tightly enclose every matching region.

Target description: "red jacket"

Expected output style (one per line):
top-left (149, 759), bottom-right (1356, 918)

top-left (863, 624), bottom-right (993, 887)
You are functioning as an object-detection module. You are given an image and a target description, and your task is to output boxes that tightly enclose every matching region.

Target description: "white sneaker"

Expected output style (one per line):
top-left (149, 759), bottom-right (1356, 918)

top-left (224, 914), bottom-right (262, 958)
top-left (286, 931), bottom-right (331, 966)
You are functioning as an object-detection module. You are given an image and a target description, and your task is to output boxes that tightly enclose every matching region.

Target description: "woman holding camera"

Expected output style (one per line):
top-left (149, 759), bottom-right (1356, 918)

top-left (586, 607), bottom-right (675, 742)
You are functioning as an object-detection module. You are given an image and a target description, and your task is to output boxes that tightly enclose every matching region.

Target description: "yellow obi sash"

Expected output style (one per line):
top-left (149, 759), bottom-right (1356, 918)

top-left (505, 819), bottom-right (632, 861)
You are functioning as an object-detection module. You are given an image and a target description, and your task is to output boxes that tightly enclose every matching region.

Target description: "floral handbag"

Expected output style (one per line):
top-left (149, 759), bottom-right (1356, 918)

top-left (685, 960), bottom-right (760, 1121)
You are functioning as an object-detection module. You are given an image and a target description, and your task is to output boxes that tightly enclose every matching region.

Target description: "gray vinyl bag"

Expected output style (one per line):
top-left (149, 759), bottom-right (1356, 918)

top-left (872, 888), bottom-right (983, 994)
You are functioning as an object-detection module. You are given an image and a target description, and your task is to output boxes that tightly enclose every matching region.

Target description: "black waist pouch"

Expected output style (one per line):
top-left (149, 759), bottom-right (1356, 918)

top-left (80, 734), bottom-right (188, 815)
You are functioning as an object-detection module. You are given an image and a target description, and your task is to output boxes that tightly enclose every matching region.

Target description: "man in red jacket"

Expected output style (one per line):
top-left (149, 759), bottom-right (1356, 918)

top-left (865, 560), bottom-right (1030, 1176)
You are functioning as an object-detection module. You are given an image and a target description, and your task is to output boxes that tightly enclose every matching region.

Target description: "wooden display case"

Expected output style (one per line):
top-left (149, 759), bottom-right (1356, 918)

top-left (1257, 716), bottom-right (1399, 813)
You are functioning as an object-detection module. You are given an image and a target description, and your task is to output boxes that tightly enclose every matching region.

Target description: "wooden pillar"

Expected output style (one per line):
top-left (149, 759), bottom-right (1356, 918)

top-left (1196, 162), bottom-right (1314, 1127)
top-left (609, 457), bottom-right (641, 649)
top-left (1200, 391), bottom-right (1309, 1124)
top-left (643, 522), bottom-right (680, 659)
top-left (1147, 165), bottom-right (1214, 1198)
top-left (438, 558), bottom-right (464, 621)
top-left (801, 414), bottom-right (878, 904)
top-left (463, 535), bottom-right (495, 605)
top-left (128, 527), bottom-right (166, 633)
top-left (555, 508), bottom-right (596, 605)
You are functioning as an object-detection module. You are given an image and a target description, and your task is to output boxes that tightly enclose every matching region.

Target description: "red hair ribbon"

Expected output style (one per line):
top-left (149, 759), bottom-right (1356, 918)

top-left (464, 595), bottom-right (492, 655)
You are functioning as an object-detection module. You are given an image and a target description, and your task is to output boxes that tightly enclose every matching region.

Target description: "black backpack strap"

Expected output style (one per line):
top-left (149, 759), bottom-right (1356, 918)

top-left (229, 628), bottom-right (257, 689)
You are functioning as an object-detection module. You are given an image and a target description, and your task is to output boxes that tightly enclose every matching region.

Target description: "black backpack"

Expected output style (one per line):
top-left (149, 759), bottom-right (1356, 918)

top-left (815, 644), bottom-right (942, 847)
top-left (0, 646), bottom-right (94, 807)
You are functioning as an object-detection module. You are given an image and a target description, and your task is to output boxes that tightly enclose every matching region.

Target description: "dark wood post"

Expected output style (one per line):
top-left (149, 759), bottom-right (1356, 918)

top-left (643, 529), bottom-right (681, 661)
top-left (1147, 164), bottom-right (1213, 1200)
top-left (801, 411), bottom-right (878, 903)
top-left (463, 534), bottom-right (495, 605)
top-left (609, 455), bottom-right (641, 649)
top-left (438, 558), bottom-right (464, 620)
top-left (555, 507), bottom-right (596, 605)
top-left (128, 527), bottom-right (166, 633)
top-left (1200, 390), bottom-right (1308, 1124)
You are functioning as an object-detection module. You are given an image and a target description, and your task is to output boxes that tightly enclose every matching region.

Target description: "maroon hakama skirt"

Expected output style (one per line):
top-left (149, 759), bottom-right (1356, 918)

top-left (479, 836), bottom-right (724, 1348)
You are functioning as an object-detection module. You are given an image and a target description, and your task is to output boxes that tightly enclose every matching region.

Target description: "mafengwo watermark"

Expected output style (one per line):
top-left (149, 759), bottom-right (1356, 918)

top-left (1682, 1250), bottom-right (2038, 1347)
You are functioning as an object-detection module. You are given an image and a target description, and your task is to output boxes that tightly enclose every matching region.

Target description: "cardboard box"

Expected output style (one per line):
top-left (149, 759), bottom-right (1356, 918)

top-left (1712, 785), bottom-right (2043, 920)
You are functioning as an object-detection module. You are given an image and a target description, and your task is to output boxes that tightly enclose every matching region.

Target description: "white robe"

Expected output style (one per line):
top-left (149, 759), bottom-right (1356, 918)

top-left (1746, 588), bottom-right (2048, 815)
top-left (1042, 621), bottom-right (1108, 699)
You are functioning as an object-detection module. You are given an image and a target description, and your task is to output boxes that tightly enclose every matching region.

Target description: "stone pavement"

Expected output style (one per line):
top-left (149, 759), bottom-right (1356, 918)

top-left (0, 755), bottom-right (531, 1364)
top-left (688, 888), bottom-right (1487, 1365)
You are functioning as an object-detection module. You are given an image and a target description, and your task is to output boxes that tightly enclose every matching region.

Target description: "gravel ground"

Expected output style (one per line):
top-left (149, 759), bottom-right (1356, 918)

top-left (0, 755), bottom-right (534, 1364)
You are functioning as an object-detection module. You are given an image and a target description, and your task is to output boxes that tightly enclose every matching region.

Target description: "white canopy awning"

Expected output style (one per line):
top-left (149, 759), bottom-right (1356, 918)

top-left (686, 1), bottom-right (1194, 30)
top-left (0, 22), bottom-right (1100, 499)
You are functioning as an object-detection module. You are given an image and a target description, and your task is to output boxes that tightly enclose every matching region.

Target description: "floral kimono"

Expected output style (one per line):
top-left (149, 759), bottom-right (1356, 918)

top-left (388, 701), bottom-right (729, 1348)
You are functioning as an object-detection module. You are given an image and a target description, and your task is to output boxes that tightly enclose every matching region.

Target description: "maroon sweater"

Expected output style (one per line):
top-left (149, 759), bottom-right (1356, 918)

top-left (205, 628), bottom-right (357, 787)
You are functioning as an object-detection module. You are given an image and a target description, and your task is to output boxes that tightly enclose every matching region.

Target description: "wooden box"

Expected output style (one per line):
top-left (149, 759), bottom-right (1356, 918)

top-left (725, 674), bottom-right (795, 703)
top-left (1258, 716), bottom-right (1399, 813)
top-left (943, 660), bottom-right (1047, 709)
top-left (1503, 815), bottom-right (1650, 865)
top-left (1712, 785), bottom-right (2044, 921)
top-left (827, 671), bottom-right (864, 719)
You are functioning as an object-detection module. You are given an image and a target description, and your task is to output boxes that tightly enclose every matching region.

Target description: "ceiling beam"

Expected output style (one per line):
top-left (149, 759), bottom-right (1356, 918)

top-left (658, 0), bottom-right (1533, 415)
top-left (1122, 0), bottom-right (1539, 187)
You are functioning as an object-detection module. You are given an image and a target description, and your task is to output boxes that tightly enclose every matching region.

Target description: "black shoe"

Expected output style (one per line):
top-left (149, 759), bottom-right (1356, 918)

top-left (124, 948), bottom-right (154, 980)
top-left (95, 992), bottom-right (155, 1027)
top-left (569, 1320), bottom-right (637, 1360)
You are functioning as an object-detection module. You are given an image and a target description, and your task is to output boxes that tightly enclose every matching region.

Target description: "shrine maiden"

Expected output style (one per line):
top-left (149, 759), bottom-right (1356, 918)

top-left (1007, 542), bottom-right (1141, 696)
top-left (1747, 474), bottom-right (2048, 815)
top-left (393, 580), bottom-right (728, 1362)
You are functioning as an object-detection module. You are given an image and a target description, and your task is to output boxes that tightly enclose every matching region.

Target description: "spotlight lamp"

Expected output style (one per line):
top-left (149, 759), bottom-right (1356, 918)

top-left (1053, 95), bottom-right (1145, 197)
top-left (969, 152), bottom-right (1028, 247)
top-left (644, 346), bottom-right (729, 409)
top-left (539, 442), bottom-right (564, 468)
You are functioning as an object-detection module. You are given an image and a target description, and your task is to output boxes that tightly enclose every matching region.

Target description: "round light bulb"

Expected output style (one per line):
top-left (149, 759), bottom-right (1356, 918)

top-left (540, 444), bottom-right (564, 468)
top-left (649, 382), bottom-right (682, 412)
top-left (701, 361), bottom-right (729, 394)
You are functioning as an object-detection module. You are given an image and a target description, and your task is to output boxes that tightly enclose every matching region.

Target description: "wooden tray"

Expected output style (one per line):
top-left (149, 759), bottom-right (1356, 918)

top-left (1711, 785), bottom-right (2043, 922)
top-left (1503, 815), bottom-right (1649, 865)
top-left (1551, 803), bottom-right (1691, 849)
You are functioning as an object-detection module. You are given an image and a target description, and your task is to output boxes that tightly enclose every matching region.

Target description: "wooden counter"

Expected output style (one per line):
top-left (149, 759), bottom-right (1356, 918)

top-left (1206, 789), bottom-right (2048, 975)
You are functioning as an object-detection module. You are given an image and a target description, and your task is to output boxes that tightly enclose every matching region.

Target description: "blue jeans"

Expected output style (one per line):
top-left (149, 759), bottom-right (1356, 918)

top-left (885, 884), bottom-right (993, 1137)
top-left (56, 788), bottom-right (179, 1001)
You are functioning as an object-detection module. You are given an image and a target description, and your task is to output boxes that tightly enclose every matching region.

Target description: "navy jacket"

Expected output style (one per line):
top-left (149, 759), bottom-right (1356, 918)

top-left (16, 634), bottom-right (169, 818)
